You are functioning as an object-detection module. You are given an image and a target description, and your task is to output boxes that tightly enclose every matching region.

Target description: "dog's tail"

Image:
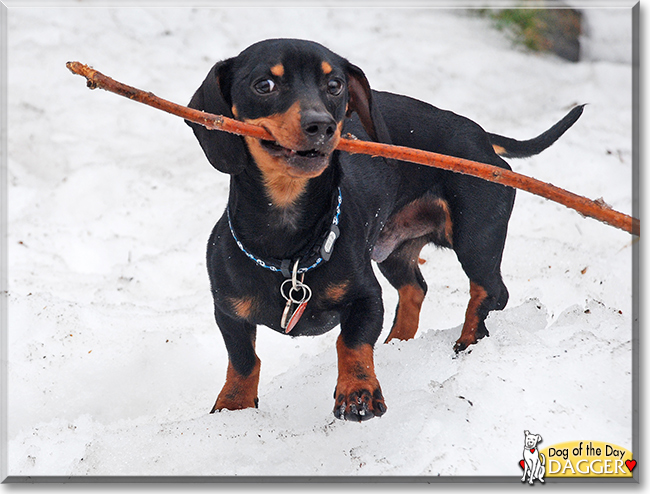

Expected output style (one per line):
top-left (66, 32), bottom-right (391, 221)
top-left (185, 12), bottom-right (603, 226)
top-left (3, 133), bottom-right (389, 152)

top-left (489, 104), bottom-right (585, 159)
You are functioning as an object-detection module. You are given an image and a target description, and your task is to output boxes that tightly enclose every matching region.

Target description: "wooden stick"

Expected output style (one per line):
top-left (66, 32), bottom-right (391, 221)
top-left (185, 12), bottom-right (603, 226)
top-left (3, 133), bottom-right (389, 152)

top-left (66, 61), bottom-right (639, 236)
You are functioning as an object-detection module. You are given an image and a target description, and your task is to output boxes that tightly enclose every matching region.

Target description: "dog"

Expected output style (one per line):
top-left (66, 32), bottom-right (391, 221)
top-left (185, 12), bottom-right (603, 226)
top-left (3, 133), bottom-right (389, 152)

top-left (185, 38), bottom-right (583, 421)
top-left (521, 430), bottom-right (546, 484)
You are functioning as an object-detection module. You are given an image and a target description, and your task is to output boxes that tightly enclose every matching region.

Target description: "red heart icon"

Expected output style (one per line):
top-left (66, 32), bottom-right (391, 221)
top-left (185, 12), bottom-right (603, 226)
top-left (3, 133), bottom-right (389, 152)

top-left (625, 459), bottom-right (637, 472)
top-left (530, 448), bottom-right (535, 453)
top-left (519, 460), bottom-right (525, 469)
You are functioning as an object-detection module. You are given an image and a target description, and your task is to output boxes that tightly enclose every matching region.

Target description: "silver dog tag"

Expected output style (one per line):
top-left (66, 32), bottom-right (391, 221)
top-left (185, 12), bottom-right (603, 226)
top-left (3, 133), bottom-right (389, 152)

top-left (280, 277), bottom-right (312, 333)
top-left (280, 298), bottom-right (295, 330)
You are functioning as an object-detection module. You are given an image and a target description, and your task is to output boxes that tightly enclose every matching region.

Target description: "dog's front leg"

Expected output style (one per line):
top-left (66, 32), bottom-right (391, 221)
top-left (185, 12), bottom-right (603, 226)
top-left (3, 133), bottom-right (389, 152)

top-left (333, 293), bottom-right (387, 421)
top-left (521, 458), bottom-right (530, 482)
top-left (211, 310), bottom-right (260, 412)
top-left (529, 460), bottom-right (539, 483)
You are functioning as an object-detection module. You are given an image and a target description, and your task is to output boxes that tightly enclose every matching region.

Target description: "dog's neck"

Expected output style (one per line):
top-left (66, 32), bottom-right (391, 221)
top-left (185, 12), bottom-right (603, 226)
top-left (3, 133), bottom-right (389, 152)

top-left (227, 155), bottom-right (342, 262)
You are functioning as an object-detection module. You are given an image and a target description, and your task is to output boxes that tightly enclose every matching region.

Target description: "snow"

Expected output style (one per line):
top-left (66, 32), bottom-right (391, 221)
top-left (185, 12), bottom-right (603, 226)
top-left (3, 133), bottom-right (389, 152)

top-left (4, 3), bottom-right (635, 481)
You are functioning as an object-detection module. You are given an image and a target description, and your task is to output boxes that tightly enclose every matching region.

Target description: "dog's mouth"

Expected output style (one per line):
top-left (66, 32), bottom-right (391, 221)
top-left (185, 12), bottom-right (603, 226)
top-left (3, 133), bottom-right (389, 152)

top-left (259, 139), bottom-right (331, 176)
top-left (260, 139), bottom-right (326, 159)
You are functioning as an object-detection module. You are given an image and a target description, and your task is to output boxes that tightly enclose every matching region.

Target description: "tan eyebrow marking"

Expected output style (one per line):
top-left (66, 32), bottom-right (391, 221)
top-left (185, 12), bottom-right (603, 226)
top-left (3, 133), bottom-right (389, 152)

top-left (321, 61), bottom-right (333, 74)
top-left (270, 64), bottom-right (284, 77)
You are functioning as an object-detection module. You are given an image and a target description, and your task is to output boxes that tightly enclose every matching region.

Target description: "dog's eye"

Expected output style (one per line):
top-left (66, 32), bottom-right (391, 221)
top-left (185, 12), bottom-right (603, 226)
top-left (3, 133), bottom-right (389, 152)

top-left (327, 78), bottom-right (344, 96)
top-left (253, 79), bottom-right (277, 95)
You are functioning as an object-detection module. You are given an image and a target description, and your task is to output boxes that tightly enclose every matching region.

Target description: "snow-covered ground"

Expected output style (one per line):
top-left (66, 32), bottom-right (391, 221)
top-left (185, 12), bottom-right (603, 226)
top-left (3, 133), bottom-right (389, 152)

top-left (3, 3), bottom-right (636, 481)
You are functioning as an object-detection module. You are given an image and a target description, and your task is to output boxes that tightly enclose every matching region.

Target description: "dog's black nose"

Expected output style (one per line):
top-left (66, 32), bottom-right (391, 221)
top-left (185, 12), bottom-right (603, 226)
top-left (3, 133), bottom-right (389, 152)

top-left (301, 109), bottom-right (337, 147)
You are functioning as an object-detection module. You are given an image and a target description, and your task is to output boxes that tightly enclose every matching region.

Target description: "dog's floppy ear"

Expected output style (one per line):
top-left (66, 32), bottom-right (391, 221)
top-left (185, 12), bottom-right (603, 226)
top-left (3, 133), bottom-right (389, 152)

top-left (186, 59), bottom-right (247, 175)
top-left (345, 63), bottom-right (392, 145)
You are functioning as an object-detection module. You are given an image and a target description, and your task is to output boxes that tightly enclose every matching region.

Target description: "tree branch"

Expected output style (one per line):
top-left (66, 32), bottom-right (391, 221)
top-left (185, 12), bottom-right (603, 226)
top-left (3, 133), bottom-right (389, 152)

top-left (66, 61), bottom-right (639, 236)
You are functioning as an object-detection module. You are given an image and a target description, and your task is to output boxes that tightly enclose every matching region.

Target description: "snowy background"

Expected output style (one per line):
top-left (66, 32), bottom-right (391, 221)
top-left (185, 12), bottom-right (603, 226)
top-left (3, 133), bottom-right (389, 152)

top-left (4, 2), bottom-right (636, 481)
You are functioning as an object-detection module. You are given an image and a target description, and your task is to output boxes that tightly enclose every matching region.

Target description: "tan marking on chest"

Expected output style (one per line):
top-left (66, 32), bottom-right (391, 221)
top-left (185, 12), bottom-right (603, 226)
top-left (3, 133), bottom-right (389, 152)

top-left (324, 280), bottom-right (350, 303)
top-left (229, 296), bottom-right (257, 320)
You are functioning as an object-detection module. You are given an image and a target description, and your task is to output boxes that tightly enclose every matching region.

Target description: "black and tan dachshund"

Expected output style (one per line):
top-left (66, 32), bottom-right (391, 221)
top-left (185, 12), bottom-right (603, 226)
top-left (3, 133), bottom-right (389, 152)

top-left (186, 38), bottom-right (583, 421)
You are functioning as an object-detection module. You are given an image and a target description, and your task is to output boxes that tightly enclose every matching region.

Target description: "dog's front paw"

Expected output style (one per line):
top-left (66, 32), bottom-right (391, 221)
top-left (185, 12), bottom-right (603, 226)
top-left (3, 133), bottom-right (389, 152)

top-left (211, 395), bottom-right (259, 413)
top-left (211, 358), bottom-right (261, 413)
top-left (333, 336), bottom-right (386, 421)
top-left (333, 382), bottom-right (387, 421)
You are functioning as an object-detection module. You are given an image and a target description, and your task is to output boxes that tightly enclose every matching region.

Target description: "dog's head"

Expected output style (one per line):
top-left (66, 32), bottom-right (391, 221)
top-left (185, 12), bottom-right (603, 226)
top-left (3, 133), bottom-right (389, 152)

top-left (524, 430), bottom-right (543, 449)
top-left (186, 38), bottom-right (390, 179)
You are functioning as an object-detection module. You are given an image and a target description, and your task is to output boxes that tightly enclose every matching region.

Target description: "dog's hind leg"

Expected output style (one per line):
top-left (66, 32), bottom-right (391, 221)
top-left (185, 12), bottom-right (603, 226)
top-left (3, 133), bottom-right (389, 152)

top-left (453, 252), bottom-right (510, 353)
top-left (378, 237), bottom-right (429, 343)
top-left (449, 184), bottom-right (514, 353)
top-left (537, 454), bottom-right (546, 483)
top-left (376, 195), bottom-right (453, 343)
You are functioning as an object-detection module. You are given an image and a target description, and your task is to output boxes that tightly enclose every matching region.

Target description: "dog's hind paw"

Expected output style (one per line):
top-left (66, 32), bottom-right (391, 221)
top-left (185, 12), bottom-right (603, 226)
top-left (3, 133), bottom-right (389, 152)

top-left (453, 322), bottom-right (490, 353)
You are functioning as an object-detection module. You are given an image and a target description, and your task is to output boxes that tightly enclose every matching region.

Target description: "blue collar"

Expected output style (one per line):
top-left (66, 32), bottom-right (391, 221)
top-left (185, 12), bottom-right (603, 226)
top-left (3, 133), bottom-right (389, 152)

top-left (227, 187), bottom-right (342, 278)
